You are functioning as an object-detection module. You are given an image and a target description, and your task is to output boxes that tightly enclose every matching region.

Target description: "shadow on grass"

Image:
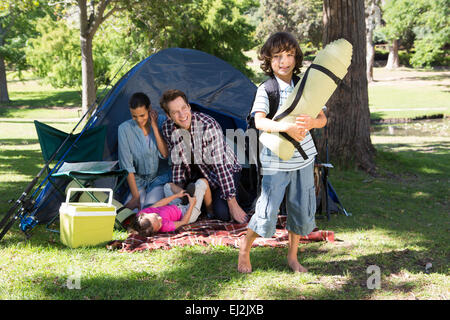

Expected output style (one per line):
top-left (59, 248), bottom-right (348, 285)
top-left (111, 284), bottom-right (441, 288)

top-left (265, 248), bottom-right (433, 300)
top-left (10, 243), bottom-right (441, 300)
top-left (0, 138), bottom-right (39, 146)
top-left (0, 90), bottom-right (81, 110)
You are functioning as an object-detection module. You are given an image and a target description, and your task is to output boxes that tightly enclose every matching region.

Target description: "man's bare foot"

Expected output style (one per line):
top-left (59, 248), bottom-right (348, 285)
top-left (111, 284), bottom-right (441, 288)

top-left (287, 257), bottom-right (308, 273)
top-left (227, 197), bottom-right (248, 224)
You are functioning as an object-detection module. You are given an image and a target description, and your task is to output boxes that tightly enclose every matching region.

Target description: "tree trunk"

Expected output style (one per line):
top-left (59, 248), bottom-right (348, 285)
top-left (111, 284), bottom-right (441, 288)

top-left (0, 54), bottom-right (10, 103)
top-left (80, 33), bottom-right (96, 116)
top-left (320, 0), bottom-right (376, 175)
top-left (365, 0), bottom-right (378, 83)
top-left (366, 27), bottom-right (375, 82)
top-left (386, 39), bottom-right (399, 69)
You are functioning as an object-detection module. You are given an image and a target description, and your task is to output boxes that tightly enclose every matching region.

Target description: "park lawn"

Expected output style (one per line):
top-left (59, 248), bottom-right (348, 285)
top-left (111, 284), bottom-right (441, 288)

top-left (0, 68), bottom-right (449, 300)
top-left (368, 86), bottom-right (450, 119)
top-left (0, 115), bottom-right (449, 300)
top-left (368, 67), bottom-right (450, 120)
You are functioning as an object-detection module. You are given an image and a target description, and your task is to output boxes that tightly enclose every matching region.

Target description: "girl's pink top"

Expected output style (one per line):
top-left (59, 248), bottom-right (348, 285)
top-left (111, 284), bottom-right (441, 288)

top-left (138, 205), bottom-right (182, 232)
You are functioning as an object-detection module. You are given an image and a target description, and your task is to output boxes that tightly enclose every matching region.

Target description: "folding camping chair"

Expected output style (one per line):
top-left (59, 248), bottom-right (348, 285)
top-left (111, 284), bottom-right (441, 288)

top-left (34, 120), bottom-right (128, 231)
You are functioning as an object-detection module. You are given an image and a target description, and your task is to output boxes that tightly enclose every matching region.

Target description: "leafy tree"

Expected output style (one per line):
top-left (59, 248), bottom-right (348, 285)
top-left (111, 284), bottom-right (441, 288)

top-left (254, 0), bottom-right (323, 49)
top-left (381, 0), bottom-right (449, 68)
top-left (0, 0), bottom-right (49, 102)
top-left (26, 0), bottom-right (257, 114)
top-left (409, 0), bottom-right (449, 67)
top-left (26, 16), bottom-right (81, 88)
top-left (132, 0), bottom-right (258, 77)
top-left (26, 13), bottom-right (144, 90)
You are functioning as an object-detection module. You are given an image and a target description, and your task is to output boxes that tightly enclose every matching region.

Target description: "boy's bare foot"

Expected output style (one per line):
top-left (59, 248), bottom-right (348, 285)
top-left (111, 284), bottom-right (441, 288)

top-left (238, 250), bottom-right (252, 273)
top-left (287, 257), bottom-right (308, 273)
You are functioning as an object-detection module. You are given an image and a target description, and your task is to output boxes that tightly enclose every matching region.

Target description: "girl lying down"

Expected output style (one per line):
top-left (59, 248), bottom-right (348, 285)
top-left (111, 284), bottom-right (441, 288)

top-left (127, 178), bottom-right (212, 236)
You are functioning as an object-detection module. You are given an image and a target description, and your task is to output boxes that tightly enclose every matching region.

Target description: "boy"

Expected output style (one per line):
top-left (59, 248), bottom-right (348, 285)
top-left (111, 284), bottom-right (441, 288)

top-left (238, 32), bottom-right (327, 273)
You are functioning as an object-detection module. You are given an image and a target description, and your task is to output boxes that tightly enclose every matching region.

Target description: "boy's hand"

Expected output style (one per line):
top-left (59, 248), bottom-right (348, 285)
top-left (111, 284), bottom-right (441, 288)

top-left (295, 114), bottom-right (315, 132)
top-left (285, 123), bottom-right (307, 142)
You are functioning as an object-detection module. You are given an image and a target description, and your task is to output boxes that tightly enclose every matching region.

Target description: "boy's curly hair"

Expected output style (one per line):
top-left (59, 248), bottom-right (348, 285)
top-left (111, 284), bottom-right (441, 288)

top-left (127, 214), bottom-right (155, 237)
top-left (258, 32), bottom-right (304, 77)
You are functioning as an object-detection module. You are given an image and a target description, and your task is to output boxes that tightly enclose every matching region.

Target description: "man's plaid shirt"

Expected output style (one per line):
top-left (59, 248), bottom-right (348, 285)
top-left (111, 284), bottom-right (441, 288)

top-left (162, 112), bottom-right (241, 200)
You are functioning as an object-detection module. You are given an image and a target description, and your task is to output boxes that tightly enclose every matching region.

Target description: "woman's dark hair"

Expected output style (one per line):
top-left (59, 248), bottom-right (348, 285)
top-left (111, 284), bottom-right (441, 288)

top-left (258, 32), bottom-right (304, 77)
top-left (127, 214), bottom-right (155, 237)
top-left (129, 92), bottom-right (151, 110)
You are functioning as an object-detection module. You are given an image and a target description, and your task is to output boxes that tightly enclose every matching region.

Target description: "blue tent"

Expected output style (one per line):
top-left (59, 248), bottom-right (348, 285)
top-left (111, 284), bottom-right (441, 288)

top-left (33, 48), bottom-right (258, 224)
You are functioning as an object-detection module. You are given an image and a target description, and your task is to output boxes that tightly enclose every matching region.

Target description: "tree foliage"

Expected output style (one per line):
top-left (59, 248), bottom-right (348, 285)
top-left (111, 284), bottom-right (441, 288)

top-left (381, 0), bottom-right (450, 67)
top-left (26, 13), bottom-right (138, 89)
top-left (255, 0), bottom-right (323, 49)
top-left (131, 0), bottom-right (258, 77)
top-left (25, 0), bottom-right (257, 91)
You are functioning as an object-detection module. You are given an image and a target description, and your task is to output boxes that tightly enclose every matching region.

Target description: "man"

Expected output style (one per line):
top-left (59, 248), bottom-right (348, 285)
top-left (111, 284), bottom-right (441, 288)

top-left (160, 89), bottom-right (247, 224)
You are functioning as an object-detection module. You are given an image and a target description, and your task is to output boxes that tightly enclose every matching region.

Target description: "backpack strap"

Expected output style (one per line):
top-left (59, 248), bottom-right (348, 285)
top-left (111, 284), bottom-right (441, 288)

top-left (264, 75), bottom-right (301, 120)
top-left (271, 64), bottom-right (341, 160)
top-left (264, 74), bottom-right (309, 160)
top-left (263, 76), bottom-right (280, 120)
top-left (273, 64), bottom-right (340, 122)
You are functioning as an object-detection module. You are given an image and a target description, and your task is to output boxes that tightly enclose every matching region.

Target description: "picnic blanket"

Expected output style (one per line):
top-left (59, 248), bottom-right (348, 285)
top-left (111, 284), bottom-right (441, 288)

top-left (107, 215), bottom-right (334, 253)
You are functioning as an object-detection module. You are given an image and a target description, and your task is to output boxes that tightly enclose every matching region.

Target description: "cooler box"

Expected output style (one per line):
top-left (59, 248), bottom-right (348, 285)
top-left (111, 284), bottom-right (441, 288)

top-left (59, 188), bottom-right (116, 248)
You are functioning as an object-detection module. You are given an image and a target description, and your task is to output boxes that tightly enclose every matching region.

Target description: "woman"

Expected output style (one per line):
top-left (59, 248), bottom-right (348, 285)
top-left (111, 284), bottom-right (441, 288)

top-left (118, 92), bottom-right (171, 211)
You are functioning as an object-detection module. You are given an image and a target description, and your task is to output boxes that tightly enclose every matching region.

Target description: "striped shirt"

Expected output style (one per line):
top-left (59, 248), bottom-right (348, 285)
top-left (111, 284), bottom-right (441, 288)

top-left (251, 75), bottom-right (317, 172)
top-left (162, 112), bottom-right (241, 200)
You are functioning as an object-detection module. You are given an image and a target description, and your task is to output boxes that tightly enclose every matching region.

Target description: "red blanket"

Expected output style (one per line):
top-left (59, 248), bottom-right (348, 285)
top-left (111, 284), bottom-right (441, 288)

top-left (107, 215), bottom-right (334, 253)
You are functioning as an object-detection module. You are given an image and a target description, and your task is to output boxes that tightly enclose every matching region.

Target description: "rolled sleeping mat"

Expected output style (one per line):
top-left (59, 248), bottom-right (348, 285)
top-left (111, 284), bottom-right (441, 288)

top-left (259, 38), bottom-right (353, 161)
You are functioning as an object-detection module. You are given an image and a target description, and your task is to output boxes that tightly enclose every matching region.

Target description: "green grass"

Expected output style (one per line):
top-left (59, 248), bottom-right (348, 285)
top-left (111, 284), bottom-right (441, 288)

top-left (1, 118), bottom-right (449, 300)
top-left (0, 69), bottom-right (449, 300)
top-left (1, 71), bottom-right (108, 119)
top-left (369, 86), bottom-right (450, 119)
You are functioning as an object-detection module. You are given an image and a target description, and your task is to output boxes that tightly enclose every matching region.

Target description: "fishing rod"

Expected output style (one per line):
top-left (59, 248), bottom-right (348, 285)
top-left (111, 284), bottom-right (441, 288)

top-left (0, 50), bottom-right (137, 242)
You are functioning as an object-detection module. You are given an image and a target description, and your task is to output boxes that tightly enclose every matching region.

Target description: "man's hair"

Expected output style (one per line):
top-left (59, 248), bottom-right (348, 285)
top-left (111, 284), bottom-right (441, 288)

top-left (127, 214), bottom-right (155, 237)
top-left (258, 32), bottom-right (304, 77)
top-left (129, 92), bottom-right (151, 110)
top-left (159, 89), bottom-right (189, 114)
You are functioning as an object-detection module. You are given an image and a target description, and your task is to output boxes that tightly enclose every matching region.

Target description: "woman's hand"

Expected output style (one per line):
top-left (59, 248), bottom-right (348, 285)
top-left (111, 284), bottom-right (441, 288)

top-left (149, 109), bottom-right (159, 127)
top-left (125, 196), bottom-right (141, 211)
